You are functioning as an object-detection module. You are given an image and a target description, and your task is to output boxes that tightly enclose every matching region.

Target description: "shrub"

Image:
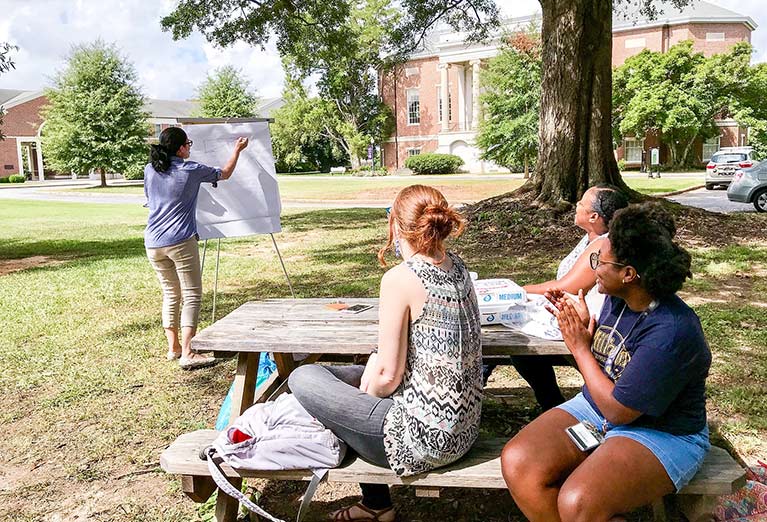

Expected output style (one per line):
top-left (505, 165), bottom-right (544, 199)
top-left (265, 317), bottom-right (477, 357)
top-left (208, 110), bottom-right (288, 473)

top-left (617, 158), bottom-right (627, 172)
top-left (404, 153), bottom-right (463, 175)
top-left (8, 174), bottom-right (26, 183)
top-left (0, 176), bottom-right (9, 183)
top-left (350, 169), bottom-right (388, 177)
top-left (123, 162), bottom-right (145, 180)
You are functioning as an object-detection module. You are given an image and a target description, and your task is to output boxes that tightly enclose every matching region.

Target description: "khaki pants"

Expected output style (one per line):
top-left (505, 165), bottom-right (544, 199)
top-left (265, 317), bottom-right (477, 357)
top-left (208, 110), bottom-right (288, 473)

top-left (146, 236), bottom-right (202, 329)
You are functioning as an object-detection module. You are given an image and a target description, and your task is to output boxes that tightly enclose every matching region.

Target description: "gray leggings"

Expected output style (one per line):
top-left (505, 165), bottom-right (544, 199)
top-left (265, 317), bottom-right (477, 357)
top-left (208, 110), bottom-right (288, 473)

top-left (288, 364), bottom-right (394, 509)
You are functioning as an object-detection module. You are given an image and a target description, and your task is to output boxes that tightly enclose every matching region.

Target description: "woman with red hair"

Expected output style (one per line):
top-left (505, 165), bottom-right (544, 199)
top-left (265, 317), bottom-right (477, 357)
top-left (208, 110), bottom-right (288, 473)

top-left (289, 184), bottom-right (483, 521)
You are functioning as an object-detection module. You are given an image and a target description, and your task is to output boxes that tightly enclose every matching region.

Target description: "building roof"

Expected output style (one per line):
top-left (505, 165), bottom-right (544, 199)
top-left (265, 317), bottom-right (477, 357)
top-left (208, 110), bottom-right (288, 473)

top-left (258, 96), bottom-right (285, 118)
top-left (143, 98), bottom-right (199, 119)
top-left (613, 0), bottom-right (757, 32)
top-left (0, 89), bottom-right (44, 109)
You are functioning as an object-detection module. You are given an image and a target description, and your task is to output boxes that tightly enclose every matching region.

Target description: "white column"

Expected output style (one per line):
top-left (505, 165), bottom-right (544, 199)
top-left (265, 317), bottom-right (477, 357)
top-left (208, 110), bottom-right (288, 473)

top-left (15, 140), bottom-right (23, 178)
top-left (439, 63), bottom-right (449, 132)
top-left (35, 140), bottom-right (45, 181)
top-left (455, 64), bottom-right (466, 131)
top-left (470, 59), bottom-right (481, 130)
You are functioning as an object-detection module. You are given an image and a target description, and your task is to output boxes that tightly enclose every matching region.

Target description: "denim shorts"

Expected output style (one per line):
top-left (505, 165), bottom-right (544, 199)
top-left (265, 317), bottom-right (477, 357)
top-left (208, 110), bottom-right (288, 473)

top-left (558, 392), bottom-right (710, 491)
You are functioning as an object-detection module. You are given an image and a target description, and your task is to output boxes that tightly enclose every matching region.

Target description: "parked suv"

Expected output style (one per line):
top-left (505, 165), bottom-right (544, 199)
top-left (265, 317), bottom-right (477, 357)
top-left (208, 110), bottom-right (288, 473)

top-left (727, 161), bottom-right (767, 212)
top-left (705, 147), bottom-right (755, 190)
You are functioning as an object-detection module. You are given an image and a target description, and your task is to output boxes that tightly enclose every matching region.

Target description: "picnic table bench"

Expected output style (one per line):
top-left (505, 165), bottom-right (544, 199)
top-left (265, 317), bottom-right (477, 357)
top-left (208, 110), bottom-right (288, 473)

top-left (160, 298), bottom-right (746, 522)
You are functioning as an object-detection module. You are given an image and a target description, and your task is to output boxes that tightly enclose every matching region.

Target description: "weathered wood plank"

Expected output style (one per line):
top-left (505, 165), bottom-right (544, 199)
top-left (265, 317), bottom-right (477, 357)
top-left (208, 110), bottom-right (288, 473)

top-left (191, 298), bottom-right (569, 356)
top-left (161, 431), bottom-right (745, 496)
top-left (181, 475), bottom-right (216, 503)
top-left (229, 352), bottom-right (259, 426)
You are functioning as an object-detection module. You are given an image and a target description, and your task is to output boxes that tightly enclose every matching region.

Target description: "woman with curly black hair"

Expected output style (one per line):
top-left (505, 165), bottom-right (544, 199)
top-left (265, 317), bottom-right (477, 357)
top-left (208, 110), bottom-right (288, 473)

top-left (501, 203), bottom-right (711, 521)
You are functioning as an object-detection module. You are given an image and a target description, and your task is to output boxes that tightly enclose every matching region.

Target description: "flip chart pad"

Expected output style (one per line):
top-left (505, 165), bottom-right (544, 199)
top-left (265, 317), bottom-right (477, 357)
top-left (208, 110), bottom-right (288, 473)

top-left (183, 122), bottom-right (281, 239)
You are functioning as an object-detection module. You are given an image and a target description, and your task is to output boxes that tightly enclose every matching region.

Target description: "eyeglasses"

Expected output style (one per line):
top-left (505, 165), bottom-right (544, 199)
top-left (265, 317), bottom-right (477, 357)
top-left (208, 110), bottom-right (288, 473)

top-left (590, 251), bottom-right (627, 270)
top-left (185, 140), bottom-right (193, 148)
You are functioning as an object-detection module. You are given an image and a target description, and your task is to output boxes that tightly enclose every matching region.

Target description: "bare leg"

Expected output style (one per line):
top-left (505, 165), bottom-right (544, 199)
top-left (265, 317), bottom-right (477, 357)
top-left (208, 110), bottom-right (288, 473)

top-left (180, 325), bottom-right (197, 359)
top-left (502, 408), bottom-right (586, 522)
top-left (557, 436), bottom-right (674, 522)
top-left (164, 327), bottom-right (181, 357)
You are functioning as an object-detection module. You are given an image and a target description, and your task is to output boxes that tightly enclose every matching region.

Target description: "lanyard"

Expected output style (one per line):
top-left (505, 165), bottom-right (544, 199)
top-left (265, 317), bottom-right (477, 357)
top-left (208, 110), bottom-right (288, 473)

top-left (603, 300), bottom-right (657, 378)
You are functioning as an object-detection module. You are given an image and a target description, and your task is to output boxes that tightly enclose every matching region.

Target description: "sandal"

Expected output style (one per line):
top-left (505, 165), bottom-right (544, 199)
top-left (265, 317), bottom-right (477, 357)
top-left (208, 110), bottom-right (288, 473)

top-left (166, 350), bottom-right (181, 361)
top-left (332, 503), bottom-right (396, 522)
top-left (179, 355), bottom-right (217, 370)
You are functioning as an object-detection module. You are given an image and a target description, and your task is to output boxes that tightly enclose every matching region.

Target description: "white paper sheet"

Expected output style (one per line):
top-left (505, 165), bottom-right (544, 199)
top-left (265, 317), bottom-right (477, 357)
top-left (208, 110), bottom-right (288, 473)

top-left (183, 122), bottom-right (281, 239)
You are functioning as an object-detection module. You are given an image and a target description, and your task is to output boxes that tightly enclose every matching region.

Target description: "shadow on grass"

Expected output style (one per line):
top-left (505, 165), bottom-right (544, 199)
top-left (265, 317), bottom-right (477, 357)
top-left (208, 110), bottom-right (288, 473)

top-left (0, 236), bottom-right (146, 262)
top-left (282, 208), bottom-right (385, 233)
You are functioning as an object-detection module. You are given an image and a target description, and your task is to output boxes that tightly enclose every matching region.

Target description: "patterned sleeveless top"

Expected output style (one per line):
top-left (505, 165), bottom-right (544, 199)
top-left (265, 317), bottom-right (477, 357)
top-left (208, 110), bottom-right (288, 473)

top-left (382, 252), bottom-right (483, 476)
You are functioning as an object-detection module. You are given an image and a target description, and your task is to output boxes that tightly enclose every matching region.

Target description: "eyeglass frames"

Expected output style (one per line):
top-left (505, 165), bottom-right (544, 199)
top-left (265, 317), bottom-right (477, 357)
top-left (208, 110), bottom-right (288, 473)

top-left (589, 251), bottom-right (627, 270)
top-left (185, 140), bottom-right (193, 148)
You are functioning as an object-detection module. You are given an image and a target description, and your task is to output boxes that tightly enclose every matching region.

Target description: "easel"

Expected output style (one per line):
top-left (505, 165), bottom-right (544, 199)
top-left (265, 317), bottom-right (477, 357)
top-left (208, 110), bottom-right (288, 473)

top-left (178, 117), bottom-right (296, 322)
top-left (200, 234), bottom-right (295, 322)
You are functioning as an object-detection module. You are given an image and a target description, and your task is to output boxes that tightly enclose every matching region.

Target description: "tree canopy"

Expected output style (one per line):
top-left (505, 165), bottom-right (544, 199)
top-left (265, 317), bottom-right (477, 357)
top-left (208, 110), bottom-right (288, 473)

top-left (270, 82), bottom-right (348, 172)
top-left (195, 65), bottom-right (260, 118)
top-left (613, 40), bottom-right (756, 167)
top-left (161, 0), bottom-right (500, 69)
top-left (476, 30), bottom-right (541, 178)
top-left (42, 41), bottom-right (150, 187)
top-left (0, 42), bottom-right (18, 141)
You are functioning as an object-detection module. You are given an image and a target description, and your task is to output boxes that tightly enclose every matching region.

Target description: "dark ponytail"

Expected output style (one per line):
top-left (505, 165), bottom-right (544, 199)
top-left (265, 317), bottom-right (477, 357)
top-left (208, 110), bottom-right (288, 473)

top-left (150, 127), bottom-right (187, 172)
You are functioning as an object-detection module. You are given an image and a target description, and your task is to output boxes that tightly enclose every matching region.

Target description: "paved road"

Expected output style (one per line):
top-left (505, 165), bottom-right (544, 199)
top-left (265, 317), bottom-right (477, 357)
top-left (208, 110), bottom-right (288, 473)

top-left (1, 175), bottom-right (758, 214)
top-left (667, 187), bottom-right (755, 214)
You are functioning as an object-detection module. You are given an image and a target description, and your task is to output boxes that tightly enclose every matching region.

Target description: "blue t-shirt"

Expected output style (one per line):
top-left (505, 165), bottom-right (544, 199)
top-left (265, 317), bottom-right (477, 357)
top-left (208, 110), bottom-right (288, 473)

top-left (583, 294), bottom-right (711, 435)
top-left (143, 157), bottom-right (221, 248)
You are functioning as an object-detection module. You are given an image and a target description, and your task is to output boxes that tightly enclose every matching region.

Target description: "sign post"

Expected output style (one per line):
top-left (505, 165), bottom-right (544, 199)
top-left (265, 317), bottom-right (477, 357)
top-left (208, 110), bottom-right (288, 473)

top-left (649, 148), bottom-right (661, 179)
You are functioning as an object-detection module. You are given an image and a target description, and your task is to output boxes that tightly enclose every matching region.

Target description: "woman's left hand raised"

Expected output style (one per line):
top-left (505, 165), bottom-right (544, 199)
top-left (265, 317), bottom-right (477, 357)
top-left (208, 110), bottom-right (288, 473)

top-left (558, 299), bottom-right (595, 357)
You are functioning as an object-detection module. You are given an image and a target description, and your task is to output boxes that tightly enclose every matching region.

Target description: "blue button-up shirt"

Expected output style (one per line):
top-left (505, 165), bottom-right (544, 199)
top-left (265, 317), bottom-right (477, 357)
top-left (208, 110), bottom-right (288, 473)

top-left (144, 157), bottom-right (221, 248)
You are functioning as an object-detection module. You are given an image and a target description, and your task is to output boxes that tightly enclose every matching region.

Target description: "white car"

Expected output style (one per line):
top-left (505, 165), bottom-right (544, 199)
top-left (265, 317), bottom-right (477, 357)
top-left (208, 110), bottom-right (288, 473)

top-left (705, 147), bottom-right (756, 190)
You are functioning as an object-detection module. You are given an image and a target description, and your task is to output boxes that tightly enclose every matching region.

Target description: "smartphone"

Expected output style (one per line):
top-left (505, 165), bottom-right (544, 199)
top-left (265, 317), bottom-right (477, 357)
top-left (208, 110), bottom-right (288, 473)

top-left (342, 304), bottom-right (373, 314)
top-left (565, 421), bottom-right (604, 452)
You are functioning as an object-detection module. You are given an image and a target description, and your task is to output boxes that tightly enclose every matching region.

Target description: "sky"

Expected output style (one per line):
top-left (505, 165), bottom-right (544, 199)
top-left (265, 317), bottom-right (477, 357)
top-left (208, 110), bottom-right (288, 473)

top-left (0, 0), bottom-right (764, 102)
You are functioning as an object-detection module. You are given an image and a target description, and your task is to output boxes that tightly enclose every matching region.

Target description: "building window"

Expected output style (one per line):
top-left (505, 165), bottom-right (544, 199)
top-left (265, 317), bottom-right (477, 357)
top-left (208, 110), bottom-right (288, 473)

top-left (407, 89), bottom-right (420, 125)
top-left (407, 148), bottom-right (421, 157)
top-left (405, 67), bottom-right (420, 77)
top-left (706, 32), bottom-right (725, 42)
top-left (702, 136), bottom-right (720, 161)
top-left (437, 86), bottom-right (452, 123)
top-left (625, 37), bottom-right (646, 49)
top-left (623, 138), bottom-right (643, 163)
top-left (154, 124), bottom-right (162, 138)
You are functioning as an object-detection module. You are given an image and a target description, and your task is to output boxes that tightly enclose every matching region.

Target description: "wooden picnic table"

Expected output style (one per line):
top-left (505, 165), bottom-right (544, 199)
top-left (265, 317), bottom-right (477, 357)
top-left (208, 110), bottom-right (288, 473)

top-left (192, 297), bottom-right (569, 423)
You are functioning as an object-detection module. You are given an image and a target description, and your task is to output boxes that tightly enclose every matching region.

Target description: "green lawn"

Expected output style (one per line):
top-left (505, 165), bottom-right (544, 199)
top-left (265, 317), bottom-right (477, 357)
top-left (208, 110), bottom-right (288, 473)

top-left (58, 174), bottom-right (702, 201)
top-left (1, 198), bottom-right (762, 521)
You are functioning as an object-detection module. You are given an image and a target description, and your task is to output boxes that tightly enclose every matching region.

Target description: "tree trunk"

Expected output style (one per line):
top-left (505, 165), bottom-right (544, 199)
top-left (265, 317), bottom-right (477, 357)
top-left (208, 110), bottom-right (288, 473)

top-left (534, 0), bottom-right (627, 206)
top-left (99, 167), bottom-right (107, 188)
top-left (524, 155), bottom-right (530, 179)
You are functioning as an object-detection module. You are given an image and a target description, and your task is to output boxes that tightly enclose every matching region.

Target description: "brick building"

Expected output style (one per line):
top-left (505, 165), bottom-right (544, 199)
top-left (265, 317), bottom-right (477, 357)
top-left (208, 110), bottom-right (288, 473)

top-left (0, 91), bottom-right (284, 180)
top-left (380, 1), bottom-right (757, 172)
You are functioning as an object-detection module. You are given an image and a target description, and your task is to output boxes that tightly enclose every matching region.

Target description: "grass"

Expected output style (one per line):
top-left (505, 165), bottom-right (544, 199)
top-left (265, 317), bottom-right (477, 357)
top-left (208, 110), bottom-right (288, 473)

top-left (0, 197), bottom-right (762, 521)
top-left (56, 174), bottom-right (702, 202)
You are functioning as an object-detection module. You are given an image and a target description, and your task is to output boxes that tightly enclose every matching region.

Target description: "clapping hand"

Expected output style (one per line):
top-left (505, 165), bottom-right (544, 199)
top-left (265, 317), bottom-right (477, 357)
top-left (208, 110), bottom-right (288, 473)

top-left (544, 288), bottom-right (590, 327)
top-left (558, 299), bottom-right (596, 357)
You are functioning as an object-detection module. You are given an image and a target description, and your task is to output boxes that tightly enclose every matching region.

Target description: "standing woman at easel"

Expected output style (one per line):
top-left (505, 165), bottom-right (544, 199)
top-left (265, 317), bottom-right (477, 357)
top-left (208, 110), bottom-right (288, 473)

top-left (144, 127), bottom-right (248, 370)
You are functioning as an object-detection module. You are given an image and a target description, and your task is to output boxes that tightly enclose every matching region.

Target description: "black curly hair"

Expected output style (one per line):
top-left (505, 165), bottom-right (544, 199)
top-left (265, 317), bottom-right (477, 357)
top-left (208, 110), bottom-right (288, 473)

top-left (608, 202), bottom-right (692, 298)
top-left (590, 184), bottom-right (629, 227)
